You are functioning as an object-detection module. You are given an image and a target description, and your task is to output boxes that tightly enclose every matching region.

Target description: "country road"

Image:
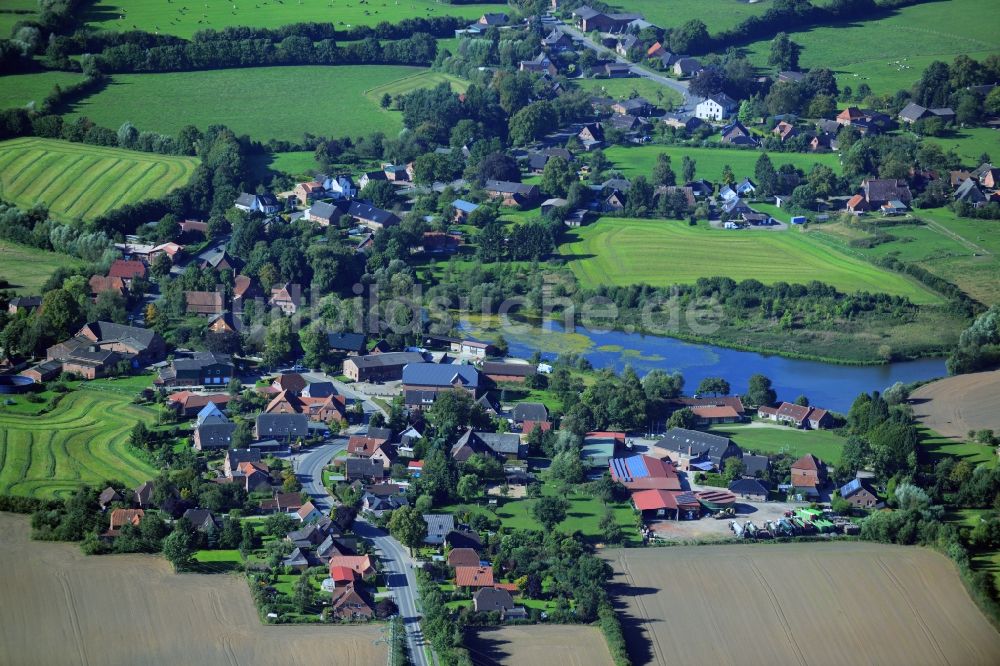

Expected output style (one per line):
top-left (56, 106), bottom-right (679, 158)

top-left (560, 22), bottom-right (701, 112)
top-left (295, 442), bottom-right (432, 666)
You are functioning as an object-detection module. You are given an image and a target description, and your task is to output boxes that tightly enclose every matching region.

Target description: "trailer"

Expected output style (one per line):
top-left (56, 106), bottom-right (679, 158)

top-left (744, 521), bottom-right (758, 539)
top-left (730, 521), bottom-right (744, 538)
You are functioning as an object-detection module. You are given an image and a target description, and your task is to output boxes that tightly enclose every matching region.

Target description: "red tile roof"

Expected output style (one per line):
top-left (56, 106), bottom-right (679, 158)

top-left (108, 260), bottom-right (147, 280)
top-left (792, 453), bottom-right (824, 471)
top-left (329, 555), bottom-right (374, 577)
top-left (455, 565), bottom-right (494, 587)
top-left (632, 489), bottom-right (676, 511)
top-left (330, 566), bottom-right (358, 583)
top-left (691, 405), bottom-right (740, 419)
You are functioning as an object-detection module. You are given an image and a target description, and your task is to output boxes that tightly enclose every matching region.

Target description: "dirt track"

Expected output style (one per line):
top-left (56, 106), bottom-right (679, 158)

top-left (0, 513), bottom-right (384, 666)
top-left (468, 626), bottom-right (612, 666)
top-left (911, 370), bottom-right (1000, 439)
top-left (606, 543), bottom-right (1000, 666)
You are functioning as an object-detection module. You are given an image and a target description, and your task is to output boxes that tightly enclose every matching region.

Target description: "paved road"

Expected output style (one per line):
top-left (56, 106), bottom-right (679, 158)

top-left (293, 442), bottom-right (431, 666)
top-left (561, 23), bottom-right (701, 112)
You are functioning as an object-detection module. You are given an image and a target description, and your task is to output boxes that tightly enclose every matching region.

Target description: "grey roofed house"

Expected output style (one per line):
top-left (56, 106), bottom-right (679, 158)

top-left (99, 486), bottom-right (122, 509)
top-left (474, 587), bottom-right (516, 613)
top-left (308, 200), bottom-right (341, 222)
top-left (899, 101), bottom-right (930, 123)
top-left (705, 91), bottom-right (736, 109)
top-left (351, 351), bottom-right (426, 370)
top-left (484, 180), bottom-right (539, 197)
top-left (815, 119), bottom-right (841, 134)
top-left (741, 454), bottom-right (770, 477)
top-left (656, 428), bottom-right (741, 468)
top-left (363, 491), bottom-right (409, 513)
top-left (446, 528), bottom-right (483, 550)
top-left (863, 178), bottom-right (912, 205)
top-left (282, 547), bottom-right (319, 570)
top-left (327, 331), bottom-right (366, 354)
top-left (182, 508), bottom-right (220, 533)
top-left (512, 402), bottom-right (548, 423)
top-left (673, 57), bottom-right (702, 76)
top-left (423, 514), bottom-right (455, 544)
top-left (225, 447), bottom-right (261, 471)
top-left (405, 389), bottom-right (439, 408)
top-left (255, 413), bottom-right (308, 440)
top-left (345, 457), bottom-right (385, 481)
top-left (402, 363), bottom-right (479, 390)
top-left (476, 393), bottom-right (501, 415)
top-left (348, 201), bottom-right (399, 228)
top-left (955, 178), bottom-right (987, 204)
top-left (317, 534), bottom-right (354, 561)
top-left (195, 420), bottom-right (235, 449)
top-left (287, 523), bottom-right (332, 548)
top-left (365, 426), bottom-right (393, 441)
top-left (451, 428), bottom-right (524, 462)
top-left (601, 177), bottom-right (631, 192)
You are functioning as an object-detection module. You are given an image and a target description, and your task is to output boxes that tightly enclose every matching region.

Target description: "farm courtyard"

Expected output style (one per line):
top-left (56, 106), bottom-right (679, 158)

top-left (0, 513), bottom-right (385, 665)
top-left (0, 137), bottom-right (198, 222)
top-left (606, 543), bottom-right (1000, 665)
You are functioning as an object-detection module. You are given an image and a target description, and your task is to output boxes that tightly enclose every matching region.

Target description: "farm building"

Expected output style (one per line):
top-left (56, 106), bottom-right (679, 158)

top-left (342, 351), bottom-right (425, 382)
top-left (757, 402), bottom-right (832, 429)
top-left (481, 361), bottom-right (535, 383)
top-left (402, 363), bottom-right (479, 398)
top-left (581, 431), bottom-right (626, 469)
top-left (656, 428), bottom-right (742, 471)
top-left (790, 454), bottom-right (828, 499)
top-left (729, 478), bottom-right (769, 501)
top-left (632, 489), bottom-right (701, 521)
top-left (451, 429), bottom-right (525, 463)
top-left (609, 454), bottom-right (681, 491)
top-left (695, 489), bottom-right (737, 512)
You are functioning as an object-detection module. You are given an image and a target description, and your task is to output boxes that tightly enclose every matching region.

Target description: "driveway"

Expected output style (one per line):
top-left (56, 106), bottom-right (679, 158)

top-left (560, 23), bottom-right (701, 112)
top-left (292, 442), bottom-right (431, 666)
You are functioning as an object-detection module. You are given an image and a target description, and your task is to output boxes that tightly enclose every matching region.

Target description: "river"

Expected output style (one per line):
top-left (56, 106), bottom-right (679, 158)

top-left (458, 318), bottom-right (946, 413)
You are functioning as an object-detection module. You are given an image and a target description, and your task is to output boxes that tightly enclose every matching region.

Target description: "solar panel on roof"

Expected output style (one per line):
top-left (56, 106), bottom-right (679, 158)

top-left (625, 456), bottom-right (649, 479)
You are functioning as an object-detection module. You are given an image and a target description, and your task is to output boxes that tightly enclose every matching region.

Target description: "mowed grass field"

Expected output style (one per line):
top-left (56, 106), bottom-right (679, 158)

top-left (363, 70), bottom-right (469, 101)
top-left (603, 144), bottom-right (842, 183)
top-left (0, 389), bottom-right (157, 499)
top-left (739, 0), bottom-right (1000, 94)
top-left (67, 66), bottom-right (434, 142)
top-left (0, 240), bottom-right (83, 294)
top-left (84, 0), bottom-right (508, 39)
top-left (923, 127), bottom-right (1000, 165)
top-left (574, 77), bottom-right (683, 108)
top-left (709, 422), bottom-right (847, 465)
top-left (0, 513), bottom-right (386, 665)
top-left (0, 137), bottom-right (198, 221)
top-left (0, 70), bottom-right (85, 110)
top-left (0, 0), bottom-right (36, 37)
top-left (605, 543), bottom-right (1000, 665)
top-left (560, 217), bottom-right (941, 303)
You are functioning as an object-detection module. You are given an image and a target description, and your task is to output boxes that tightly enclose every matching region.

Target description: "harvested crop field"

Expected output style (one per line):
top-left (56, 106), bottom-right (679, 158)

top-left (911, 370), bottom-right (1000, 440)
top-left (468, 625), bottom-right (611, 666)
top-left (0, 512), bottom-right (384, 665)
top-left (605, 543), bottom-right (1000, 665)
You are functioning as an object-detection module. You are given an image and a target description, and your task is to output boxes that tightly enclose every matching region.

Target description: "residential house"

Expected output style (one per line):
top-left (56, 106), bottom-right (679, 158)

top-left (232, 274), bottom-right (260, 308)
top-left (577, 123), bottom-right (604, 150)
top-left (345, 457), bottom-right (386, 483)
top-left (612, 97), bottom-right (652, 117)
top-left (603, 62), bottom-right (632, 78)
top-left (898, 102), bottom-right (955, 124)
top-left (512, 402), bottom-right (548, 425)
top-left (742, 454), bottom-right (770, 478)
top-left (955, 178), bottom-right (988, 207)
top-left (451, 429), bottom-right (525, 462)
top-left (234, 192), bottom-right (280, 215)
top-left (224, 448), bottom-right (262, 477)
top-left (185, 290), bottom-right (225, 316)
top-left (362, 489), bottom-right (408, 514)
top-left (773, 120), bottom-right (797, 142)
top-left (729, 478), bottom-right (769, 502)
top-left (322, 174), bottom-right (357, 200)
top-left (836, 107), bottom-right (866, 126)
top-left (260, 491), bottom-right (304, 514)
top-left (541, 29), bottom-right (573, 51)
top-left (329, 554), bottom-right (375, 578)
top-left (156, 351), bottom-right (232, 387)
top-left (327, 332), bottom-right (366, 355)
top-left (615, 34), bottom-right (637, 57)
top-left (306, 201), bottom-right (343, 226)
top-left (672, 57), bottom-right (703, 77)
top-left (656, 428), bottom-right (742, 472)
top-left (330, 583), bottom-right (375, 619)
top-left (540, 197), bottom-right (569, 214)
top-left (167, 391), bottom-right (232, 417)
top-left (720, 120), bottom-right (759, 146)
top-left (421, 232), bottom-right (461, 255)
top-left (460, 340), bottom-right (496, 358)
top-left (520, 53), bottom-right (557, 76)
top-left (423, 514), bottom-right (455, 545)
top-left (98, 486), bottom-right (122, 510)
top-left (859, 178), bottom-right (912, 210)
top-left (481, 361), bottom-right (535, 384)
top-left (208, 312), bottom-right (237, 334)
top-left (757, 401), bottom-right (832, 429)
top-left (474, 587), bottom-right (517, 614)
top-left (200, 250), bottom-right (242, 274)
top-left (348, 201), bottom-right (399, 230)
top-left (790, 453), bottom-right (827, 497)
top-left (296, 501), bottom-right (322, 523)
top-left (347, 430), bottom-right (391, 458)
top-left (107, 260), bottom-right (146, 286)
top-left (104, 508), bottom-right (144, 538)
top-left (455, 565), bottom-right (494, 589)
top-left (269, 282), bottom-right (300, 315)
top-left (183, 508), bottom-right (220, 534)
top-left (383, 164), bottom-right (410, 182)
top-left (839, 478), bottom-right (881, 509)
top-left (402, 363), bottom-right (479, 400)
top-left (193, 403), bottom-right (235, 450)
top-left (647, 41), bottom-right (666, 58)
top-left (255, 413), bottom-right (308, 441)
top-left (88, 275), bottom-right (125, 297)
top-left (695, 93), bottom-right (737, 121)
top-left (477, 12), bottom-right (509, 26)
top-left (447, 547), bottom-right (481, 568)
top-left (452, 199), bottom-right (479, 222)
top-left (7, 296), bottom-right (42, 315)
top-left (47, 321), bottom-right (166, 369)
top-left (484, 180), bottom-right (540, 207)
top-left (446, 529), bottom-right (483, 551)
top-left (358, 170), bottom-right (386, 190)
top-left (343, 351), bottom-right (425, 382)
top-left (294, 181), bottom-right (325, 205)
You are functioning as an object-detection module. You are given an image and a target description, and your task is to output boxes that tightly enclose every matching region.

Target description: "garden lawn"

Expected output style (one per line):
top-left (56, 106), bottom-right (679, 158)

top-left (574, 77), bottom-right (682, 108)
top-left (267, 151), bottom-right (320, 179)
top-left (559, 217), bottom-right (941, 303)
top-left (0, 388), bottom-right (157, 500)
top-left (609, 0), bottom-right (769, 33)
top-left (66, 66), bottom-right (434, 143)
top-left (0, 70), bottom-right (86, 110)
top-left (444, 481), bottom-right (642, 545)
top-left (603, 144), bottom-right (842, 183)
top-left (0, 137), bottom-right (198, 222)
top-left (921, 127), bottom-right (1000, 166)
top-left (737, 0), bottom-right (1000, 95)
top-left (0, 240), bottom-right (84, 295)
top-left (84, 0), bottom-right (508, 39)
top-left (709, 422), bottom-right (847, 466)
top-left (192, 549), bottom-right (243, 573)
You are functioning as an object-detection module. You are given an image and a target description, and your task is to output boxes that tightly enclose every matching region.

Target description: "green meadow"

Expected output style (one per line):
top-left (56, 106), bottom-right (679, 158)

top-left (921, 127), bottom-right (1000, 165)
top-left (738, 0), bottom-right (1000, 94)
top-left (610, 0), bottom-right (770, 33)
top-left (67, 66), bottom-right (435, 142)
top-left (0, 389), bottom-right (157, 500)
top-left (0, 0), bottom-right (36, 38)
top-left (603, 144), bottom-right (842, 183)
top-left (574, 77), bottom-right (683, 108)
top-left (0, 137), bottom-right (198, 222)
top-left (0, 70), bottom-right (86, 110)
top-left (84, 0), bottom-right (508, 39)
top-left (709, 423), bottom-right (848, 466)
top-left (559, 217), bottom-right (941, 303)
top-left (363, 70), bottom-right (469, 102)
top-left (0, 240), bottom-right (84, 295)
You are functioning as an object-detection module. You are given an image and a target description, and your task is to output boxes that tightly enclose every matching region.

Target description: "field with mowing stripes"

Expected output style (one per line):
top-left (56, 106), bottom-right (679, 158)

top-left (0, 389), bottom-right (157, 500)
top-left (0, 137), bottom-right (198, 222)
top-left (560, 217), bottom-right (941, 303)
top-left (0, 240), bottom-right (83, 295)
top-left (84, 0), bottom-right (508, 39)
top-left (363, 70), bottom-right (469, 102)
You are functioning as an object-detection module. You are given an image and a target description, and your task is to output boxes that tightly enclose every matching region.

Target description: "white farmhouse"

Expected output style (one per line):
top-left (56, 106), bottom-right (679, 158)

top-left (695, 93), bottom-right (738, 121)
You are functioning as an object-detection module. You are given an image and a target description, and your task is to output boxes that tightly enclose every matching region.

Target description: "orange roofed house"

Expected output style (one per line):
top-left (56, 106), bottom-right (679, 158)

top-left (328, 554), bottom-right (375, 578)
top-left (790, 454), bottom-right (827, 499)
top-left (103, 508), bottom-right (144, 538)
top-left (455, 565), bottom-right (495, 589)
